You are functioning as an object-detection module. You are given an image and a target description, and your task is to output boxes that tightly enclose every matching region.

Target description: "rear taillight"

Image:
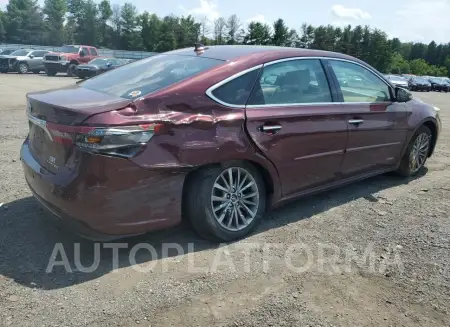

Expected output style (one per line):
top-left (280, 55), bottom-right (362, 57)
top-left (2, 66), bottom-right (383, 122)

top-left (75, 124), bottom-right (162, 158)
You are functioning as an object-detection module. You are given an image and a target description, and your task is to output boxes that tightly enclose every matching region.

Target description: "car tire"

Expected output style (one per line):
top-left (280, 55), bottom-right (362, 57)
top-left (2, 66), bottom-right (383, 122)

top-left (397, 125), bottom-right (432, 177)
top-left (67, 63), bottom-right (77, 77)
top-left (17, 62), bottom-right (29, 74)
top-left (185, 161), bottom-right (266, 242)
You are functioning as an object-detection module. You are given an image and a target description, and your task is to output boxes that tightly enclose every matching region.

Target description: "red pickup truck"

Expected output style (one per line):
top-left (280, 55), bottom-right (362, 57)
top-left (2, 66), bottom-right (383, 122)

top-left (43, 45), bottom-right (99, 77)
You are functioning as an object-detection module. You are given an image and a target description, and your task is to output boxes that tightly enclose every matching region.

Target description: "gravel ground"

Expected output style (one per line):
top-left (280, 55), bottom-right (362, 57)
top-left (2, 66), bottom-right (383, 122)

top-left (0, 73), bottom-right (449, 327)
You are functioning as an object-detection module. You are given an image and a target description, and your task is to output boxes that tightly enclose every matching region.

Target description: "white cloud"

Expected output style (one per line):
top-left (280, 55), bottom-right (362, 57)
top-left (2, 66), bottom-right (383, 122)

top-left (180, 0), bottom-right (220, 21)
top-left (331, 4), bottom-right (372, 20)
top-left (392, 0), bottom-right (450, 43)
top-left (246, 14), bottom-right (267, 24)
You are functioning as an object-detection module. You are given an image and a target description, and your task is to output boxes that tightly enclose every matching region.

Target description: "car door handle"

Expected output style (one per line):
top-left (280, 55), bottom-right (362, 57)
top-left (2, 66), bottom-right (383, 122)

top-left (258, 124), bottom-right (282, 133)
top-left (348, 119), bottom-right (364, 125)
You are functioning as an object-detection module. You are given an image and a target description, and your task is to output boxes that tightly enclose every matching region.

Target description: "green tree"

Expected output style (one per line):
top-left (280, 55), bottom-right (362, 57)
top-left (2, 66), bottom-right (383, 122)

top-left (410, 58), bottom-right (430, 75)
top-left (98, 0), bottom-right (112, 47)
top-left (155, 16), bottom-right (177, 52)
top-left (43, 0), bottom-right (67, 45)
top-left (0, 10), bottom-right (6, 41)
top-left (244, 22), bottom-right (272, 45)
top-left (6, 0), bottom-right (45, 44)
top-left (426, 41), bottom-right (437, 65)
top-left (120, 2), bottom-right (140, 50)
top-left (299, 23), bottom-right (314, 48)
top-left (226, 14), bottom-right (241, 44)
top-left (272, 18), bottom-right (289, 46)
top-left (213, 17), bottom-right (226, 45)
top-left (390, 52), bottom-right (410, 74)
top-left (140, 12), bottom-right (160, 51)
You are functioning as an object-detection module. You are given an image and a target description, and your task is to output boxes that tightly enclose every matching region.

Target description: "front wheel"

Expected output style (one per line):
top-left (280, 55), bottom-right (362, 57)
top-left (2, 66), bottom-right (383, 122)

top-left (397, 125), bottom-right (432, 177)
top-left (185, 162), bottom-right (266, 242)
top-left (17, 62), bottom-right (29, 74)
top-left (67, 63), bottom-right (77, 77)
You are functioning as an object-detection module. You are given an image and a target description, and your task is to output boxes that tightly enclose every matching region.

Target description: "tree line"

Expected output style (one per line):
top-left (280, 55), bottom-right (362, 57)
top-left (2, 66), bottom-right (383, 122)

top-left (1, 0), bottom-right (449, 76)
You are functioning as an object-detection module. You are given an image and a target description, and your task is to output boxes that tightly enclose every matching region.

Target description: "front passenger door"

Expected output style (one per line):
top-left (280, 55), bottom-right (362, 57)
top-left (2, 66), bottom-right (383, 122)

top-left (327, 59), bottom-right (408, 177)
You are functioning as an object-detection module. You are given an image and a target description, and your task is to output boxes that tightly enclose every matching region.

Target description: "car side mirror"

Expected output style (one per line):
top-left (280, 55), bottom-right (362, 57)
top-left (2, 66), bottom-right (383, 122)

top-left (396, 87), bottom-right (412, 102)
top-left (29, 54), bottom-right (34, 59)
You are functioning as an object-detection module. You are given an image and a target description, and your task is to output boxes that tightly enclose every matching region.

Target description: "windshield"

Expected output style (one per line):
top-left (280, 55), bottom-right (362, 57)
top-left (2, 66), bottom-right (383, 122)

top-left (60, 45), bottom-right (80, 54)
top-left (10, 49), bottom-right (31, 56)
top-left (430, 78), bottom-right (442, 83)
top-left (81, 54), bottom-right (223, 99)
top-left (1, 49), bottom-right (15, 55)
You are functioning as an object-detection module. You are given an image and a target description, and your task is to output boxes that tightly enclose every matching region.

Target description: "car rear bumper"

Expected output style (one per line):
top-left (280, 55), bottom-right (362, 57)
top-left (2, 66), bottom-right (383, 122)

top-left (20, 139), bottom-right (187, 240)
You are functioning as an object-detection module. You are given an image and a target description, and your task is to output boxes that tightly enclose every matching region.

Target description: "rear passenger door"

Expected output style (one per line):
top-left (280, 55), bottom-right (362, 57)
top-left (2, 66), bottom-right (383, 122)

top-left (326, 59), bottom-right (408, 177)
top-left (243, 58), bottom-right (348, 197)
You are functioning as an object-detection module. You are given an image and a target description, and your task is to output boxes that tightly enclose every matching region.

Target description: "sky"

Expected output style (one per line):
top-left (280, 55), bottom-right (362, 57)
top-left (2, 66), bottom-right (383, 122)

top-left (114, 0), bottom-right (450, 44)
top-left (4, 0), bottom-right (450, 44)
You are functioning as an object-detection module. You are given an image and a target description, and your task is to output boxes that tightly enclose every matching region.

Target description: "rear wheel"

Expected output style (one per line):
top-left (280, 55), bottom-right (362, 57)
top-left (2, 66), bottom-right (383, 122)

top-left (397, 125), bottom-right (432, 177)
top-left (17, 62), bottom-right (29, 74)
top-left (185, 161), bottom-right (266, 242)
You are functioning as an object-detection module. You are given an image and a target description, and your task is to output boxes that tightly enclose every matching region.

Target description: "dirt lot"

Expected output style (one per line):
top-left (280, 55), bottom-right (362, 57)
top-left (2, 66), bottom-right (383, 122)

top-left (0, 73), bottom-right (449, 327)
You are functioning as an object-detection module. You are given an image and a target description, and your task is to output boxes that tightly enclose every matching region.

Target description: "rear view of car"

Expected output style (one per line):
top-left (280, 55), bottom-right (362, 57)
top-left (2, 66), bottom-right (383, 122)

top-left (21, 53), bottom-right (224, 239)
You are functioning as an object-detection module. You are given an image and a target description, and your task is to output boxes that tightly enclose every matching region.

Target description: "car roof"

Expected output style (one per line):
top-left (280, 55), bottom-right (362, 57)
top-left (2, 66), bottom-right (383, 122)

top-left (165, 45), bottom-right (364, 64)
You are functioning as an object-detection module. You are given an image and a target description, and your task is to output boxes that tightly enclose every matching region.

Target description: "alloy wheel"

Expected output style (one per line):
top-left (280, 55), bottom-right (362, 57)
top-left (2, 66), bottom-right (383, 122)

top-left (409, 133), bottom-right (430, 173)
top-left (211, 167), bottom-right (260, 232)
top-left (19, 63), bottom-right (28, 74)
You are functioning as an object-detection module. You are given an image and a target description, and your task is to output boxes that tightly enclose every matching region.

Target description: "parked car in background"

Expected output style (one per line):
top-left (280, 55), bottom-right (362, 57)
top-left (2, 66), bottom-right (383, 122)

top-left (429, 77), bottom-right (450, 92)
top-left (43, 45), bottom-right (99, 77)
top-left (0, 48), bottom-right (16, 56)
top-left (385, 74), bottom-right (409, 89)
top-left (21, 45), bottom-right (441, 242)
top-left (409, 76), bottom-right (431, 91)
top-left (0, 49), bottom-right (50, 74)
top-left (75, 57), bottom-right (130, 79)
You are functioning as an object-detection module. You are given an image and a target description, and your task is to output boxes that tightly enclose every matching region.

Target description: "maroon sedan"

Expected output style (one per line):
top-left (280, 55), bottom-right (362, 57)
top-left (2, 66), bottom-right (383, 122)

top-left (21, 45), bottom-right (441, 241)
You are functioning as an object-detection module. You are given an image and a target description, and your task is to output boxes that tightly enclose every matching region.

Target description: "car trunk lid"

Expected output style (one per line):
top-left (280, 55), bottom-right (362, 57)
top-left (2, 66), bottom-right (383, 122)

top-left (27, 85), bottom-right (132, 173)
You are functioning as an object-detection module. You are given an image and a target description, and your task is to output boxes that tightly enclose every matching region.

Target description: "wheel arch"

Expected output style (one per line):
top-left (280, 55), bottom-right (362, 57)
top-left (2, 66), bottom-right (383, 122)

top-left (422, 119), bottom-right (438, 157)
top-left (181, 158), bottom-right (278, 220)
top-left (69, 59), bottom-right (79, 65)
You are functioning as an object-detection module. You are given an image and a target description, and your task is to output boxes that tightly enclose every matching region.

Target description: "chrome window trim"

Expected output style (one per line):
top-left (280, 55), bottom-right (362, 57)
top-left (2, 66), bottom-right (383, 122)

top-left (205, 64), bottom-right (263, 108)
top-left (205, 56), bottom-right (394, 109)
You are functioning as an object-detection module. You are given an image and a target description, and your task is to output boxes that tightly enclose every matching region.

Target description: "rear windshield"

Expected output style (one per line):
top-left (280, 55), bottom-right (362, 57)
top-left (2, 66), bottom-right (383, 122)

top-left (81, 54), bottom-right (223, 99)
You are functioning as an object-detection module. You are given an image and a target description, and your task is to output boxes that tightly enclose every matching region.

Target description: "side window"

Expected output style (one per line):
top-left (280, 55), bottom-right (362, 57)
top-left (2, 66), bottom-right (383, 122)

top-left (248, 59), bottom-right (332, 105)
top-left (210, 69), bottom-right (260, 106)
top-left (329, 60), bottom-right (391, 103)
top-left (33, 50), bottom-right (48, 57)
top-left (81, 47), bottom-right (89, 56)
top-left (90, 48), bottom-right (98, 56)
